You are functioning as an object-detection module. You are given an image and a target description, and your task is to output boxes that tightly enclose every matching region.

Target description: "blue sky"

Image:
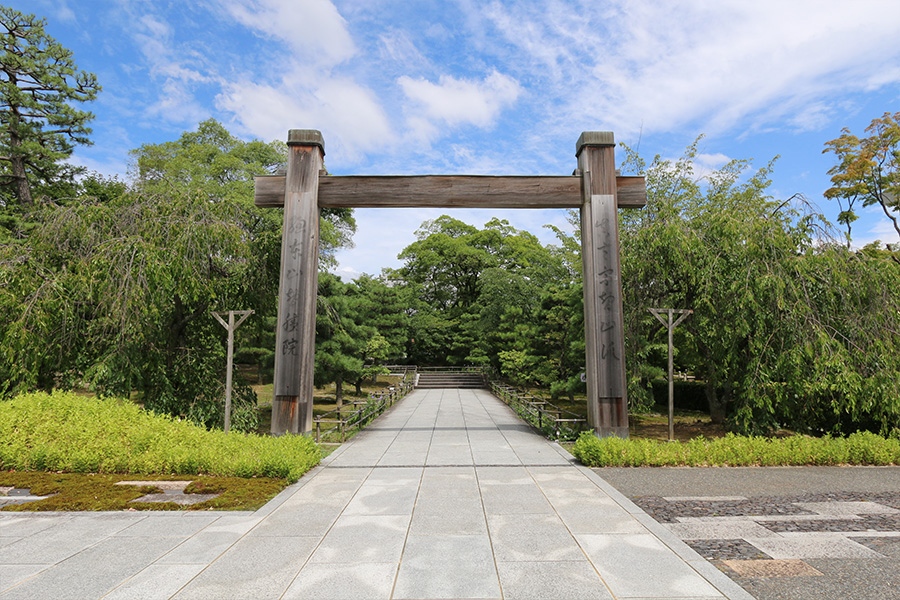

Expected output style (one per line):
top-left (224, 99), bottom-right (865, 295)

top-left (14, 0), bottom-right (900, 278)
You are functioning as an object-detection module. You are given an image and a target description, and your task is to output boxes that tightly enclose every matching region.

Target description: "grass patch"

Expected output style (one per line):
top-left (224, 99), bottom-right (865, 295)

top-left (573, 430), bottom-right (900, 467)
top-left (629, 409), bottom-right (729, 442)
top-left (0, 391), bottom-right (320, 482)
top-left (0, 471), bottom-right (287, 512)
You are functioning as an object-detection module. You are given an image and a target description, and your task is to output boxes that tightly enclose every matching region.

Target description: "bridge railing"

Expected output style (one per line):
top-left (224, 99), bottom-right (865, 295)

top-left (313, 371), bottom-right (416, 445)
top-left (488, 380), bottom-right (589, 441)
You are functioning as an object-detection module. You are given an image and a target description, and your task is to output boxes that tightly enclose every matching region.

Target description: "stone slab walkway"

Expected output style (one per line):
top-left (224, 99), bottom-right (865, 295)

top-left (1, 388), bottom-right (750, 599)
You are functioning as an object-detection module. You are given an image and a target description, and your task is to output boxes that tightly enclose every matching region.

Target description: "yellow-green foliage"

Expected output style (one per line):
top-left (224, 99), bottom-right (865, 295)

top-left (0, 391), bottom-right (320, 482)
top-left (573, 431), bottom-right (900, 467)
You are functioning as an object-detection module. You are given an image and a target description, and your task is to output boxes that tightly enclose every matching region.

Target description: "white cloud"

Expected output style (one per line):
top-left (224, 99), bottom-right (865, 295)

top-left (482, 0), bottom-right (900, 139)
top-left (216, 73), bottom-right (393, 159)
top-left (399, 70), bottom-right (521, 140)
top-left (212, 0), bottom-right (394, 160)
top-left (129, 13), bottom-right (212, 124)
top-left (221, 0), bottom-right (355, 67)
top-left (378, 29), bottom-right (428, 71)
top-left (695, 153), bottom-right (731, 171)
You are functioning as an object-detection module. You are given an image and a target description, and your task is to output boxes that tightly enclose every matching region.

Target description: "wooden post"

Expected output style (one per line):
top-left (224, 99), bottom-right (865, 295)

top-left (271, 129), bottom-right (323, 436)
top-left (212, 310), bottom-right (253, 433)
top-left (649, 308), bottom-right (692, 441)
top-left (577, 132), bottom-right (629, 438)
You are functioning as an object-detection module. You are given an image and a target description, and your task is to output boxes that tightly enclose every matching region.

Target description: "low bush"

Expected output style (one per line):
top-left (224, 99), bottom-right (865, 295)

top-left (573, 430), bottom-right (900, 467)
top-left (0, 391), bottom-right (320, 481)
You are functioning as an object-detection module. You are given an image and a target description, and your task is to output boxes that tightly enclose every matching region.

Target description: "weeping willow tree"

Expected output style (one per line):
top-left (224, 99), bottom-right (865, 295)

top-left (0, 121), bottom-right (357, 431)
top-left (620, 139), bottom-right (900, 435)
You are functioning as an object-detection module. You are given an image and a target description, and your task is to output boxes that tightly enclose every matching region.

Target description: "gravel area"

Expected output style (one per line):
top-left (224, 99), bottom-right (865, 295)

top-left (596, 466), bottom-right (900, 600)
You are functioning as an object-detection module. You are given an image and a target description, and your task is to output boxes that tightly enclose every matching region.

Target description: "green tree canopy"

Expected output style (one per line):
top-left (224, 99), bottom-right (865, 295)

top-left (824, 111), bottom-right (900, 248)
top-left (392, 215), bottom-right (568, 367)
top-left (129, 118), bottom-right (356, 269)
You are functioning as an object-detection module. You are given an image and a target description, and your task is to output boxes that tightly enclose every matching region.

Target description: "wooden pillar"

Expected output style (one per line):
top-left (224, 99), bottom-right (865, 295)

top-left (577, 132), bottom-right (629, 438)
top-left (271, 129), bottom-right (322, 435)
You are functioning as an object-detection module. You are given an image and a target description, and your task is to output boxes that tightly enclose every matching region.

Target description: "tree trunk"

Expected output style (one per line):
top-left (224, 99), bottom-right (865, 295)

top-left (335, 379), bottom-right (343, 407)
top-left (11, 156), bottom-right (32, 206)
top-left (8, 110), bottom-right (32, 206)
top-left (354, 379), bottom-right (362, 395)
top-left (705, 378), bottom-right (726, 424)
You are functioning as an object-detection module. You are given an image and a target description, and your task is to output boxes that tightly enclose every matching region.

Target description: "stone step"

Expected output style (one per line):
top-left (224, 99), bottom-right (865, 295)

top-left (416, 372), bottom-right (487, 389)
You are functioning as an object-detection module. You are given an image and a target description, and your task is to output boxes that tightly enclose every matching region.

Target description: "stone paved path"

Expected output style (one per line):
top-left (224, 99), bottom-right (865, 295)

top-left (1, 388), bottom-right (750, 599)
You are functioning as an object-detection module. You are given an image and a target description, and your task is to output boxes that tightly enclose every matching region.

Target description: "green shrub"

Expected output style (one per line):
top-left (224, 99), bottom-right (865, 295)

top-left (572, 430), bottom-right (900, 467)
top-left (0, 391), bottom-right (319, 481)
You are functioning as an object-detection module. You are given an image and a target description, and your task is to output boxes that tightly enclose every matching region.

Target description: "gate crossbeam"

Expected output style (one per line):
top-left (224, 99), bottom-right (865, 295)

top-left (255, 174), bottom-right (645, 209)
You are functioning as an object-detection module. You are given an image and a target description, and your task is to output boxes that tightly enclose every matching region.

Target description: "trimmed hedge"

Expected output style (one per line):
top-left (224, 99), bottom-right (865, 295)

top-left (0, 391), bottom-right (320, 482)
top-left (573, 430), bottom-right (900, 467)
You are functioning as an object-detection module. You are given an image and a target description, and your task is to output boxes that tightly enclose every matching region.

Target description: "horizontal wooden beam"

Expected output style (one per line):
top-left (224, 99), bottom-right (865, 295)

top-left (254, 174), bottom-right (646, 209)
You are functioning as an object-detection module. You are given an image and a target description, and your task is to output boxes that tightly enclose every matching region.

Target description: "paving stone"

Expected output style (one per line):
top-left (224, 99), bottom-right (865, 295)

top-left (376, 452), bottom-right (427, 467)
top-left (200, 515), bottom-right (262, 535)
top-left (666, 520), bottom-right (780, 540)
top-left (665, 496), bottom-right (749, 502)
top-left (550, 495), bottom-right (647, 534)
top-left (0, 535), bottom-right (183, 600)
top-left (479, 483), bottom-right (554, 515)
top-left (410, 496), bottom-right (487, 535)
top-left (758, 513), bottom-right (900, 532)
top-left (794, 501), bottom-right (900, 516)
top-left (115, 515), bottom-right (217, 537)
top-left (102, 564), bottom-right (206, 600)
top-left (0, 495), bottom-right (52, 507)
top-left (475, 466), bottom-right (533, 485)
top-left (0, 515), bottom-right (69, 538)
top-left (172, 535), bottom-right (319, 600)
top-left (362, 466), bottom-right (423, 486)
top-left (246, 500), bottom-right (343, 537)
top-left (576, 533), bottom-right (723, 598)
top-left (283, 562), bottom-right (397, 599)
top-left (1, 527), bottom-right (106, 565)
top-left (130, 492), bottom-right (220, 505)
top-left (393, 534), bottom-right (500, 599)
top-left (528, 467), bottom-right (599, 489)
top-left (114, 480), bottom-right (193, 490)
top-left (0, 564), bottom-right (47, 592)
top-left (470, 451), bottom-right (522, 465)
top-left (488, 514), bottom-right (584, 561)
top-left (418, 466), bottom-right (480, 499)
top-left (309, 514), bottom-right (409, 563)
top-left (496, 560), bottom-right (613, 600)
top-left (157, 530), bottom-right (243, 564)
top-left (722, 558), bottom-right (823, 578)
top-left (341, 483), bottom-right (418, 516)
top-left (746, 533), bottom-right (884, 559)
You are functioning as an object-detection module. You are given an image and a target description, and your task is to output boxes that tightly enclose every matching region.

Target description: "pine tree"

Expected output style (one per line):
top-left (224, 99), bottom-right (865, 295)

top-left (0, 6), bottom-right (100, 206)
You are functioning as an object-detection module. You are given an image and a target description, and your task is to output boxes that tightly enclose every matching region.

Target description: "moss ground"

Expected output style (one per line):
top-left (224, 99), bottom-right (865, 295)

top-left (0, 471), bottom-right (287, 512)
